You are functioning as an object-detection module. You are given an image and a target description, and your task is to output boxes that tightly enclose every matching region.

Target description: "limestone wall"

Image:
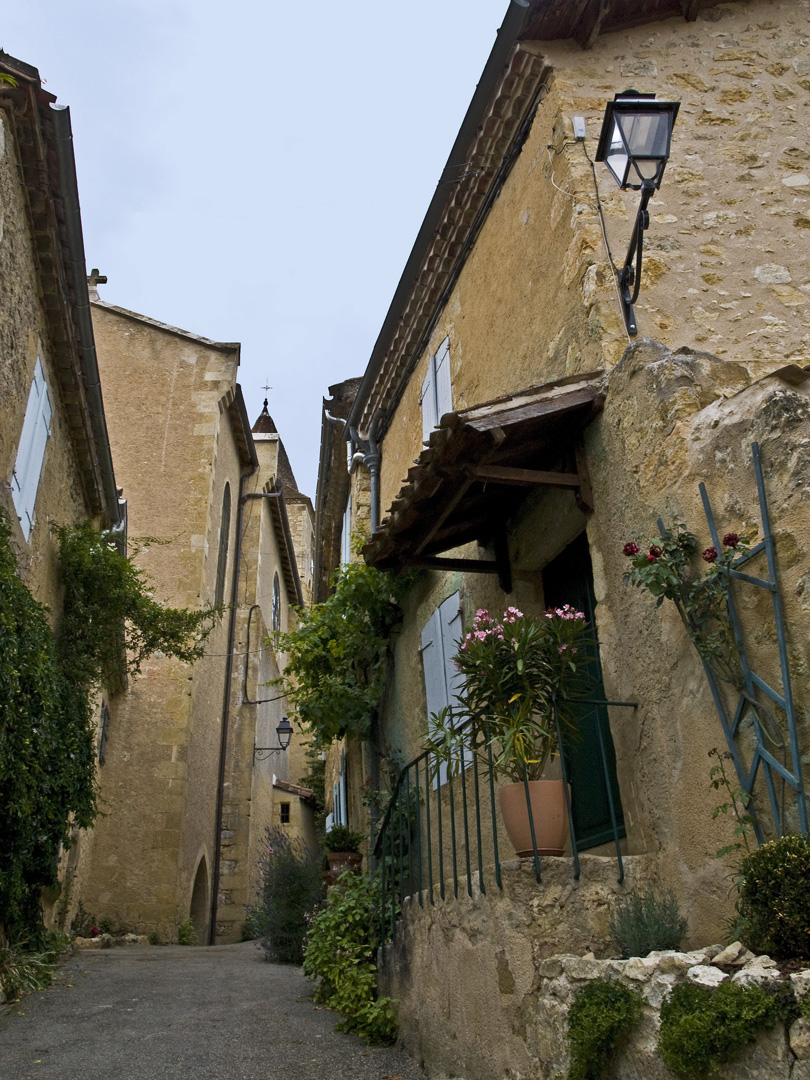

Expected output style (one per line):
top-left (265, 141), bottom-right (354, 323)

top-left (381, 875), bottom-right (810, 1080)
top-left (378, 0), bottom-right (809, 520)
top-left (80, 302), bottom-right (242, 940)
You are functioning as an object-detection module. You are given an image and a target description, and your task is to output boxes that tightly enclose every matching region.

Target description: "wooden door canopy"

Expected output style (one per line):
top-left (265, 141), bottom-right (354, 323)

top-left (362, 372), bottom-right (605, 574)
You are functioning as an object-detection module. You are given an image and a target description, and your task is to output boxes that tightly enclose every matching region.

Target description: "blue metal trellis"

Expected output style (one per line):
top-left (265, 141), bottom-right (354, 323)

top-left (693, 441), bottom-right (807, 838)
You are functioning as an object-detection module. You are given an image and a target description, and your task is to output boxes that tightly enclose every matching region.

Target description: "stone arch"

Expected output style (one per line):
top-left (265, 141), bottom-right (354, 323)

top-left (189, 855), bottom-right (209, 944)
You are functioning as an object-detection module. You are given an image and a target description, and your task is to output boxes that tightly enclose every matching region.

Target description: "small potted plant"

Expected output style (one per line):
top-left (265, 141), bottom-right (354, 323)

top-left (323, 825), bottom-right (365, 878)
top-left (425, 605), bottom-right (590, 856)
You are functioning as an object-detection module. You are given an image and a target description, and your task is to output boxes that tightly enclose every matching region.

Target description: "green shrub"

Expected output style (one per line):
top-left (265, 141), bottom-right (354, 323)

top-left (609, 886), bottom-right (688, 958)
top-left (0, 931), bottom-right (71, 1001)
top-left (302, 872), bottom-right (396, 1045)
top-left (567, 978), bottom-right (642, 1080)
top-left (737, 834), bottom-right (810, 959)
top-left (323, 825), bottom-right (364, 853)
top-left (658, 980), bottom-right (778, 1077)
top-left (247, 827), bottom-right (323, 965)
top-left (177, 918), bottom-right (198, 946)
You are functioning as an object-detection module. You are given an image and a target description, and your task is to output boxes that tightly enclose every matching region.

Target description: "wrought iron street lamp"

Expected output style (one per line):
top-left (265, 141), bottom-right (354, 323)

top-left (253, 716), bottom-right (294, 764)
top-left (596, 90), bottom-right (680, 336)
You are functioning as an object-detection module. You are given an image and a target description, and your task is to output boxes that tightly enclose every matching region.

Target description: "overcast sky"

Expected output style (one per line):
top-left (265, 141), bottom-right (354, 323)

top-left (4, 0), bottom-right (510, 497)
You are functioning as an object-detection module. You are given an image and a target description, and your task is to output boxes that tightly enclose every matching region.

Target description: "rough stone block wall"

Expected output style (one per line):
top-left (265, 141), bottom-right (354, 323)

top-left (383, 879), bottom-right (810, 1080)
top-left (545, 0), bottom-right (810, 369)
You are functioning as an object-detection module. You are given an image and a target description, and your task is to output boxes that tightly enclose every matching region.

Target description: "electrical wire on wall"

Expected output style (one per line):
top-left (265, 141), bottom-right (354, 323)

top-left (581, 140), bottom-right (632, 345)
top-left (243, 603), bottom-right (286, 705)
top-left (546, 136), bottom-right (632, 345)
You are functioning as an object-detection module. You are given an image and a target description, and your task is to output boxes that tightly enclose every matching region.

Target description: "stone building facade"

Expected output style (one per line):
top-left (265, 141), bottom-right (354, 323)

top-left (315, 1), bottom-right (810, 1074)
top-left (77, 297), bottom-right (314, 944)
top-left (0, 54), bottom-right (124, 929)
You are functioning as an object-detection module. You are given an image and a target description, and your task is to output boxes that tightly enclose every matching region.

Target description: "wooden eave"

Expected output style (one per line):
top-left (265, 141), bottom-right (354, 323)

top-left (363, 372), bottom-right (605, 573)
top-left (523, 0), bottom-right (734, 45)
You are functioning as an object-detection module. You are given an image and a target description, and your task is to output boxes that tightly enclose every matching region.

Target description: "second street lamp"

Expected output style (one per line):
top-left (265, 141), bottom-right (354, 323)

top-left (596, 90), bottom-right (680, 335)
top-left (253, 716), bottom-right (294, 765)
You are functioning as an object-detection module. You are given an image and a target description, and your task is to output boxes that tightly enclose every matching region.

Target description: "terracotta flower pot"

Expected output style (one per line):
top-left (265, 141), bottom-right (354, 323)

top-left (326, 851), bottom-right (363, 875)
top-left (498, 779), bottom-right (569, 857)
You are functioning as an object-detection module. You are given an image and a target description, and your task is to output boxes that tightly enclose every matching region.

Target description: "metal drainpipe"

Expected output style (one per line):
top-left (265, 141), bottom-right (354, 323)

top-left (346, 414), bottom-right (384, 850)
top-left (209, 465), bottom-right (255, 944)
top-left (350, 412), bottom-right (383, 534)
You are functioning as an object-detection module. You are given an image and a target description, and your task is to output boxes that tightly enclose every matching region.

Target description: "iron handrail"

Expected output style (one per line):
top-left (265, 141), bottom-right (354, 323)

top-left (373, 697), bottom-right (635, 954)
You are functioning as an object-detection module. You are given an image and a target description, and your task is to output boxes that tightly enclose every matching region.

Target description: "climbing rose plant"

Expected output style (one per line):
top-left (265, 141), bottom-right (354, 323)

top-left (621, 524), bottom-right (749, 687)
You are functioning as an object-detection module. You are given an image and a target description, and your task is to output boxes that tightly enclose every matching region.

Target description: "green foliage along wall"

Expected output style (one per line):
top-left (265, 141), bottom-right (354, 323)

top-left (0, 514), bottom-right (217, 941)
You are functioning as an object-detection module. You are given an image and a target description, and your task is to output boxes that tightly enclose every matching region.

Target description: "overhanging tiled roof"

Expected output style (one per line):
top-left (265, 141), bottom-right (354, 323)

top-left (363, 373), bottom-right (605, 572)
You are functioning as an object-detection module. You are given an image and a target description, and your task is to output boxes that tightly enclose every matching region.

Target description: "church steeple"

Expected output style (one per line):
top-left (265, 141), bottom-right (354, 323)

top-left (251, 398), bottom-right (278, 435)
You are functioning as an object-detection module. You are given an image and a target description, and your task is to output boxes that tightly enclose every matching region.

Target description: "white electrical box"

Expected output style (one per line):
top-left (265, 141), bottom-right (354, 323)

top-left (573, 116), bottom-right (586, 140)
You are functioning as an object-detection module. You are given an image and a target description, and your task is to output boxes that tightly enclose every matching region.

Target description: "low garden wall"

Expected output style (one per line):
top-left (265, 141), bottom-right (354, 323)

top-left (378, 856), bottom-right (810, 1079)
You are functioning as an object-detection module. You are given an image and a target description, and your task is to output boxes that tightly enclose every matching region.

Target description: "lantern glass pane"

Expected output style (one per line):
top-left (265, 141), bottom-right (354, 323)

top-left (605, 119), bottom-right (628, 187)
top-left (617, 110), bottom-right (671, 160)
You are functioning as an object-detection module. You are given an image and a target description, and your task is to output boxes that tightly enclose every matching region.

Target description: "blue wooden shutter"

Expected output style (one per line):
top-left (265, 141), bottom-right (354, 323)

top-left (421, 592), bottom-right (466, 785)
top-left (438, 593), bottom-right (470, 770)
top-left (12, 360), bottom-right (52, 540)
top-left (434, 338), bottom-right (452, 423)
top-left (421, 360), bottom-right (437, 444)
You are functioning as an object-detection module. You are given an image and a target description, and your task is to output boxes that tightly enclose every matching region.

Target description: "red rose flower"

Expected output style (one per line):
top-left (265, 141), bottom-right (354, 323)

top-left (702, 546), bottom-right (718, 563)
top-left (622, 542), bottom-right (640, 557)
top-left (722, 532), bottom-right (739, 548)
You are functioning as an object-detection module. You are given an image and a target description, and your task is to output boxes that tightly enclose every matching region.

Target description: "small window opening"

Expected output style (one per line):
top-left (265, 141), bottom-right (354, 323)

top-left (280, 802), bottom-right (291, 825)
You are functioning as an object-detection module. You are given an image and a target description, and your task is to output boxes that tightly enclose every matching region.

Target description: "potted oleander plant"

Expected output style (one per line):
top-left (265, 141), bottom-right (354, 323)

top-left (322, 825), bottom-right (365, 878)
top-left (425, 605), bottom-right (590, 856)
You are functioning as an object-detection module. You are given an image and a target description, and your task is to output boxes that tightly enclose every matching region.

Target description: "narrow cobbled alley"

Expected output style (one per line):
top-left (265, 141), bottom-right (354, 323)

top-left (0, 943), bottom-right (425, 1080)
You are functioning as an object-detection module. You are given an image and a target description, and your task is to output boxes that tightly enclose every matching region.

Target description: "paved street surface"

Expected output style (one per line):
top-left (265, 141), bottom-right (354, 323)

top-left (0, 942), bottom-right (426, 1080)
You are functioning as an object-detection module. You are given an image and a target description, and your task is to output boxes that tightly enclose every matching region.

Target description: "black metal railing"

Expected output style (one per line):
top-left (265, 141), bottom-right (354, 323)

top-left (373, 700), bottom-right (635, 955)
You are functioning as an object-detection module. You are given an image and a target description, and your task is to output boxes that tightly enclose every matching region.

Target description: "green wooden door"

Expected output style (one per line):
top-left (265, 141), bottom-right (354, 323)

top-left (542, 533), bottom-right (626, 851)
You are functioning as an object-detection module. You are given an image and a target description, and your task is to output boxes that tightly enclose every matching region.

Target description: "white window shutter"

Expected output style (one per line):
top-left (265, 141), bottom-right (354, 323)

top-left (421, 362), bottom-right (437, 444)
top-left (339, 752), bottom-right (348, 826)
top-left (434, 338), bottom-right (452, 423)
top-left (340, 491), bottom-right (352, 563)
top-left (12, 359), bottom-right (52, 540)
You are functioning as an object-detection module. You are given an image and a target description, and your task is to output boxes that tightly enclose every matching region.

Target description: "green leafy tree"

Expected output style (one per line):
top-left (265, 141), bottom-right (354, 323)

top-left (275, 560), bottom-right (414, 748)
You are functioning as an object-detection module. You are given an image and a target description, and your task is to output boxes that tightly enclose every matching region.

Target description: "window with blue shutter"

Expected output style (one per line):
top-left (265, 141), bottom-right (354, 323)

top-left (421, 591), bottom-right (467, 786)
top-left (433, 338), bottom-right (452, 421)
top-left (11, 359), bottom-right (52, 540)
top-left (420, 337), bottom-right (452, 444)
